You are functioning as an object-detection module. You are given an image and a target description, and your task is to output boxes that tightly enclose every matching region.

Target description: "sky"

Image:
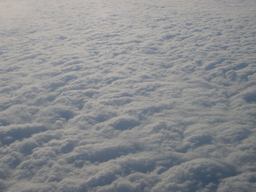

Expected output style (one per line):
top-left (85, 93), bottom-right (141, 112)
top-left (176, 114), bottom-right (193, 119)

top-left (0, 0), bottom-right (256, 191)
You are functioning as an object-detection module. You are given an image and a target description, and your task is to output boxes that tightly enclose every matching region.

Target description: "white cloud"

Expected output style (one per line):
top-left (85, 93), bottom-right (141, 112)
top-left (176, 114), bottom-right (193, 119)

top-left (1, 0), bottom-right (256, 191)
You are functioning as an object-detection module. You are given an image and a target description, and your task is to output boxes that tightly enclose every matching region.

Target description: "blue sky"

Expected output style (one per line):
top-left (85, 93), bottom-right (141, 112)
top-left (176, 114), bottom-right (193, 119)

top-left (0, 0), bottom-right (256, 191)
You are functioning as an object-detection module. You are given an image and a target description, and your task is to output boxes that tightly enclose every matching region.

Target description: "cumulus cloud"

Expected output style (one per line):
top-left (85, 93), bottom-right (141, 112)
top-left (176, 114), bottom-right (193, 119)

top-left (0, 0), bottom-right (256, 191)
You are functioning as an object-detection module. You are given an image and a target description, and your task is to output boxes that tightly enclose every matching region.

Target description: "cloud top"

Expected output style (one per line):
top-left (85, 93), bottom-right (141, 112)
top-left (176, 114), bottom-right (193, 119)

top-left (0, 0), bottom-right (256, 191)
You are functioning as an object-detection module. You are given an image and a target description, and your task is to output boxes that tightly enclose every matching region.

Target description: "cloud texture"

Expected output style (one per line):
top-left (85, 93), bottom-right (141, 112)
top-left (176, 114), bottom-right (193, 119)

top-left (0, 0), bottom-right (256, 191)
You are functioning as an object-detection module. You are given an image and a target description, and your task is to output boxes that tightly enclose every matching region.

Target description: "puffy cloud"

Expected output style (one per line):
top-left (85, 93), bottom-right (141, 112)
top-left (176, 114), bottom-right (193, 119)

top-left (0, 0), bottom-right (256, 191)
top-left (152, 158), bottom-right (237, 192)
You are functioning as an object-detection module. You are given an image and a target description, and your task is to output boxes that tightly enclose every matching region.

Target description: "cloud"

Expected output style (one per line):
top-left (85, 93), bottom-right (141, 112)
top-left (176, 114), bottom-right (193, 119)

top-left (0, 124), bottom-right (47, 146)
top-left (152, 158), bottom-right (237, 192)
top-left (0, 0), bottom-right (256, 191)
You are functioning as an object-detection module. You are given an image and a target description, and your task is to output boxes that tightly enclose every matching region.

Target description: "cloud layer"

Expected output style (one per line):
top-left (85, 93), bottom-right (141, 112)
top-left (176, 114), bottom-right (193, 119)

top-left (1, 0), bottom-right (256, 191)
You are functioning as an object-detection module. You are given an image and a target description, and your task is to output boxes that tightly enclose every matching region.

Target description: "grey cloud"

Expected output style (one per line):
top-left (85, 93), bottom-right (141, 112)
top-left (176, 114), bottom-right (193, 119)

top-left (1, 0), bottom-right (256, 191)
top-left (217, 172), bottom-right (256, 192)
top-left (152, 158), bottom-right (237, 192)
top-left (0, 124), bottom-right (47, 146)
